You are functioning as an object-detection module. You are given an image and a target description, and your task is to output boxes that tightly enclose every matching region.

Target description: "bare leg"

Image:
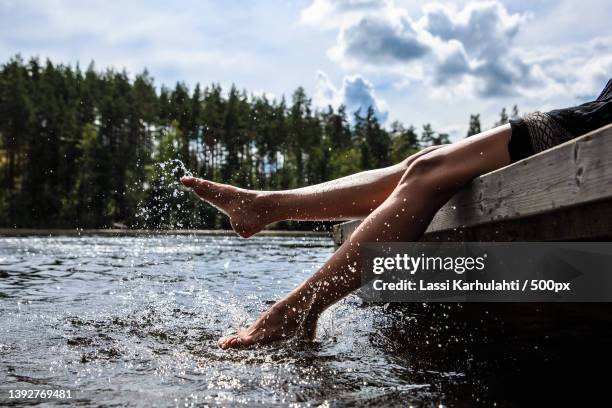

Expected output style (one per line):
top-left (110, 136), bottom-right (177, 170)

top-left (180, 145), bottom-right (443, 237)
top-left (218, 125), bottom-right (512, 349)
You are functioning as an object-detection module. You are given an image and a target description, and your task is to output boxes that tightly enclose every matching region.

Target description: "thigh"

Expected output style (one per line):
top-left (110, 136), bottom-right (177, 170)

top-left (416, 124), bottom-right (513, 191)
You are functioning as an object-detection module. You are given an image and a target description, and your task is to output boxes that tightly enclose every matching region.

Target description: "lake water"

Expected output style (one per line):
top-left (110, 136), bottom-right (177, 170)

top-left (1, 235), bottom-right (611, 407)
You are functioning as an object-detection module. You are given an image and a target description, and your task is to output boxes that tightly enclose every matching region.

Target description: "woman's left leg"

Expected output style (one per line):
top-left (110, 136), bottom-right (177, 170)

top-left (219, 124), bottom-right (513, 349)
top-left (180, 145), bottom-right (444, 237)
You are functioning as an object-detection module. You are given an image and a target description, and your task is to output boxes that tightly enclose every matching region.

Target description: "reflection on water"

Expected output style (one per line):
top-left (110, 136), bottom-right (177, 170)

top-left (1, 235), bottom-right (611, 407)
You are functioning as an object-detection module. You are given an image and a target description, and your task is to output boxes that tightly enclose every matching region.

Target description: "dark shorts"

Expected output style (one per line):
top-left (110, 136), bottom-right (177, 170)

top-left (508, 78), bottom-right (612, 162)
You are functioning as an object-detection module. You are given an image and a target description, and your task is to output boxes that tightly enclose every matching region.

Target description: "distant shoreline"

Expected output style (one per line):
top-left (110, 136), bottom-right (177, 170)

top-left (0, 228), bottom-right (330, 237)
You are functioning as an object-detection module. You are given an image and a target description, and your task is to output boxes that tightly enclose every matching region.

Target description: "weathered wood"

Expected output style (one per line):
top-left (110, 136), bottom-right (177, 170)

top-left (333, 124), bottom-right (612, 246)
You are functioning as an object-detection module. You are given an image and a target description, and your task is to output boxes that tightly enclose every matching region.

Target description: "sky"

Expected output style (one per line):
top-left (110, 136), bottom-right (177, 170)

top-left (1, 0), bottom-right (611, 140)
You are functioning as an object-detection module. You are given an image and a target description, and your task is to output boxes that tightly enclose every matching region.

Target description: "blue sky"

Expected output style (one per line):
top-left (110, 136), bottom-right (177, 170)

top-left (1, 0), bottom-right (611, 140)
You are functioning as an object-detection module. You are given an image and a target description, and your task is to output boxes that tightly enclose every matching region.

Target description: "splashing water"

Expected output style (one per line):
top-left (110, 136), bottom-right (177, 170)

top-left (2, 235), bottom-right (603, 406)
top-left (0, 234), bottom-right (492, 406)
top-left (133, 159), bottom-right (197, 230)
top-left (160, 158), bottom-right (194, 190)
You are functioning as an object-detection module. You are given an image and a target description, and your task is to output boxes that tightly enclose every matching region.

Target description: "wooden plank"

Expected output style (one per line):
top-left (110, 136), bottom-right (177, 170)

top-left (332, 220), bottom-right (359, 247)
top-left (429, 124), bottom-right (612, 232)
top-left (333, 124), bottom-right (612, 246)
top-left (420, 199), bottom-right (612, 242)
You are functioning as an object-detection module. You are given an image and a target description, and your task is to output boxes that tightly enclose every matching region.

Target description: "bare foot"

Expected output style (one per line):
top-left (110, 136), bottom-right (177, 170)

top-left (218, 301), bottom-right (319, 349)
top-left (180, 176), bottom-right (274, 238)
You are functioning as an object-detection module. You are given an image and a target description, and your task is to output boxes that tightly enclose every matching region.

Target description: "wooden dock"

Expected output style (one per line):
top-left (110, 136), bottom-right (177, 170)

top-left (333, 124), bottom-right (612, 246)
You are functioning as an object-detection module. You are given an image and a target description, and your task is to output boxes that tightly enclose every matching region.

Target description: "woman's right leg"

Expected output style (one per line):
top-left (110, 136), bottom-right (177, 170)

top-left (218, 124), bottom-right (513, 349)
top-left (181, 145), bottom-right (444, 237)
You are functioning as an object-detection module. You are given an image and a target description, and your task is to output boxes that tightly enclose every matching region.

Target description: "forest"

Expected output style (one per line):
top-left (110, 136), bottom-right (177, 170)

top-left (0, 56), bottom-right (519, 230)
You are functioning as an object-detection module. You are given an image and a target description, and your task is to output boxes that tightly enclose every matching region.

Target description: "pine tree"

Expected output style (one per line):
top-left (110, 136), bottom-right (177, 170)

top-left (511, 104), bottom-right (519, 120)
top-left (222, 85), bottom-right (243, 184)
top-left (71, 123), bottom-right (109, 227)
top-left (466, 114), bottom-right (481, 137)
top-left (434, 132), bottom-right (450, 145)
top-left (287, 87), bottom-right (310, 187)
top-left (201, 84), bottom-right (225, 180)
top-left (0, 56), bottom-right (34, 224)
top-left (390, 121), bottom-right (418, 163)
top-left (355, 107), bottom-right (390, 170)
top-left (496, 107), bottom-right (509, 126)
top-left (420, 123), bottom-right (436, 147)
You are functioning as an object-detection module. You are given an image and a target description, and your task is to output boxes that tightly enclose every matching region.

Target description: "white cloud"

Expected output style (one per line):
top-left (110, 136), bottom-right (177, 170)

top-left (326, 1), bottom-right (531, 97)
top-left (311, 0), bottom-right (612, 103)
top-left (515, 37), bottom-right (612, 102)
top-left (314, 70), bottom-right (389, 123)
top-left (300, 0), bottom-right (388, 30)
top-left (0, 1), bottom-right (251, 84)
top-left (336, 15), bottom-right (429, 63)
top-left (419, 1), bottom-right (529, 96)
top-left (0, 0), bottom-right (326, 97)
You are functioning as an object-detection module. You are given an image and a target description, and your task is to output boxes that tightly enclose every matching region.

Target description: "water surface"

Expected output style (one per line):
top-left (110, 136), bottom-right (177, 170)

top-left (1, 235), bottom-right (611, 407)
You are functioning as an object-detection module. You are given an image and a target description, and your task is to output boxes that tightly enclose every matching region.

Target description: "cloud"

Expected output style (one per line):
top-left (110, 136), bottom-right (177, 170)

top-left (300, 0), bottom-right (387, 30)
top-left (0, 1), bottom-right (246, 84)
top-left (314, 0), bottom-right (612, 103)
top-left (517, 38), bottom-right (612, 103)
top-left (420, 1), bottom-right (531, 96)
top-left (326, 1), bottom-right (535, 97)
top-left (0, 0), bottom-right (314, 95)
top-left (421, 1), bottom-right (522, 59)
top-left (315, 70), bottom-right (389, 123)
top-left (339, 16), bottom-right (429, 63)
top-left (302, 0), bottom-right (612, 137)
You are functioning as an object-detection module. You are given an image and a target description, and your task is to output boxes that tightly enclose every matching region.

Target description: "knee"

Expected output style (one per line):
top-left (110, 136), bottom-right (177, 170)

top-left (400, 144), bottom-right (448, 169)
top-left (398, 153), bottom-right (448, 191)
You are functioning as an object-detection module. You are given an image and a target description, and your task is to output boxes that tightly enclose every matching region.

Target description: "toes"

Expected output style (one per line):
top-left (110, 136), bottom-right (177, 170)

top-left (181, 176), bottom-right (209, 196)
top-left (218, 337), bottom-right (229, 349)
top-left (217, 335), bottom-right (256, 349)
top-left (180, 176), bottom-right (196, 187)
top-left (180, 176), bottom-right (207, 189)
top-left (182, 177), bottom-right (212, 198)
top-left (217, 335), bottom-right (240, 349)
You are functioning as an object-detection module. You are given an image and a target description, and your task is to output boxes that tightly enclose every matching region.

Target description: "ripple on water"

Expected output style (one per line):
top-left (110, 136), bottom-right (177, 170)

top-left (0, 235), bottom-right (525, 406)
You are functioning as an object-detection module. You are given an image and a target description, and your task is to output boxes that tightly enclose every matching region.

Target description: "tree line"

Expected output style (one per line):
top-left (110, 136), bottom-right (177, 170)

top-left (0, 56), bottom-right (518, 229)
